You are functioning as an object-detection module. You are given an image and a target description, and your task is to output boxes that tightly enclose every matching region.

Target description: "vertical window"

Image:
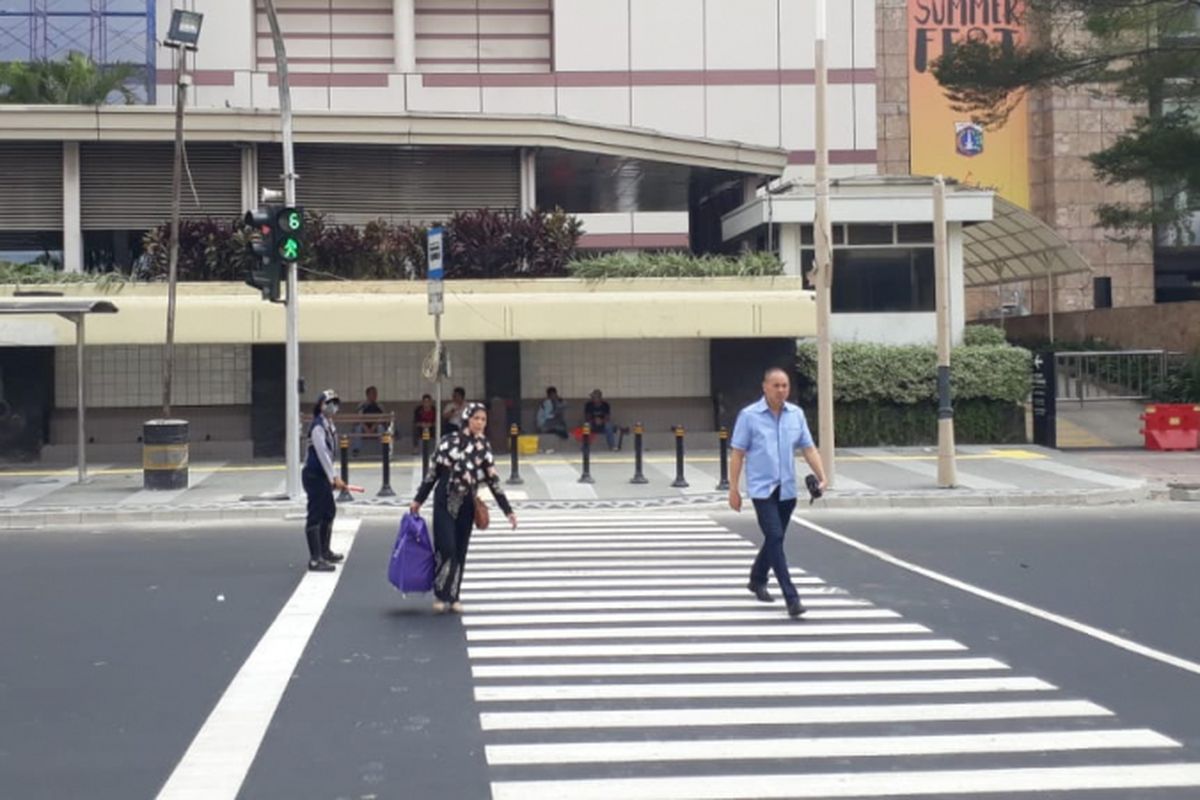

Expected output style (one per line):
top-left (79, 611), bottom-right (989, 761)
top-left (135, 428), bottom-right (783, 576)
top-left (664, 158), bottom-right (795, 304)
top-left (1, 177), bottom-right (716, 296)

top-left (1093, 276), bottom-right (1113, 309)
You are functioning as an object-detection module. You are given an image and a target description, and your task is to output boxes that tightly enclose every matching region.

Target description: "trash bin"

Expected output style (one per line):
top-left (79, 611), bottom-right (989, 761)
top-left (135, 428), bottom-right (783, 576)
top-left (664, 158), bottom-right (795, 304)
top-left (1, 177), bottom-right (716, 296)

top-left (143, 419), bottom-right (189, 490)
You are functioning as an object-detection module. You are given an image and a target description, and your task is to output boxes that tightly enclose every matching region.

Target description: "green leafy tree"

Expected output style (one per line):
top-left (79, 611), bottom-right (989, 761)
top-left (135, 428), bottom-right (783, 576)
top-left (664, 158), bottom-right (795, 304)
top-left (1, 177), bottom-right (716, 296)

top-left (0, 51), bottom-right (139, 105)
top-left (930, 1), bottom-right (1200, 243)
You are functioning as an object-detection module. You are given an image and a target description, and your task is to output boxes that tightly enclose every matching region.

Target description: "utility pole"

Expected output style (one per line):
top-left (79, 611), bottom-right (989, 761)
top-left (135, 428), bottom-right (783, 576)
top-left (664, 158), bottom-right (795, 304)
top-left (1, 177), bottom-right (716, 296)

top-left (813, 0), bottom-right (836, 485)
top-left (934, 175), bottom-right (958, 487)
top-left (162, 44), bottom-right (187, 418)
top-left (263, 0), bottom-right (302, 498)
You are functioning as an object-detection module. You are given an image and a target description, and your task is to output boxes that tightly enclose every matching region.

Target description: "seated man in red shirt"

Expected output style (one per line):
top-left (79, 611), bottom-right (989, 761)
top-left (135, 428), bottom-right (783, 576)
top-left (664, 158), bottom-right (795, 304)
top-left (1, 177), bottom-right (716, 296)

top-left (412, 393), bottom-right (436, 453)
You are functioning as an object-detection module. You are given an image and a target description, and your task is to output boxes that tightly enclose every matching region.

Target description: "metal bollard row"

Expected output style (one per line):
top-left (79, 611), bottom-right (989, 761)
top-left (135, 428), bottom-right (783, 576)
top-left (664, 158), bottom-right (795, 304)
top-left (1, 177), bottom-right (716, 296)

top-left (578, 423), bottom-right (595, 484)
top-left (508, 423), bottom-right (524, 485)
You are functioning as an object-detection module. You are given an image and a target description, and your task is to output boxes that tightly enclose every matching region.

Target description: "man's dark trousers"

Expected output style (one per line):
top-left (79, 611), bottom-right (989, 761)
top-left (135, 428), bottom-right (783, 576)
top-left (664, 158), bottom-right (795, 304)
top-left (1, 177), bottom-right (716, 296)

top-left (749, 487), bottom-right (799, 603)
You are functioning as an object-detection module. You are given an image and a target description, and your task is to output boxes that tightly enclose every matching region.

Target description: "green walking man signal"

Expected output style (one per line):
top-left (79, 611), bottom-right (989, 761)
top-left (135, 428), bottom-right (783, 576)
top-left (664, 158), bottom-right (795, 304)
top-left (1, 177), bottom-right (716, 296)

top-left (243, 204), bottom-right (304, 302)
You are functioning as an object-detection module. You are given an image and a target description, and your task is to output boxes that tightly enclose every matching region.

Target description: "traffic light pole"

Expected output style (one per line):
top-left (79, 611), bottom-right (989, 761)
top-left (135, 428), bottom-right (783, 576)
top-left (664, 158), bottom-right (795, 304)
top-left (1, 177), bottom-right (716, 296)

top-left (263, 0), bottom-right (302, 499)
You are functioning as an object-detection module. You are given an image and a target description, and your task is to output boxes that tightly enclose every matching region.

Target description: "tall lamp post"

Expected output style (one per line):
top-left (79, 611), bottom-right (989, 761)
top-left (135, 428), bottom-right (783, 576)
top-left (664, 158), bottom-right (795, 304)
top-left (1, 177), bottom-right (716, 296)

top-left (161, 10), bottom-right (202, 418)
top-left (813, 0), bottom-right (836, 485)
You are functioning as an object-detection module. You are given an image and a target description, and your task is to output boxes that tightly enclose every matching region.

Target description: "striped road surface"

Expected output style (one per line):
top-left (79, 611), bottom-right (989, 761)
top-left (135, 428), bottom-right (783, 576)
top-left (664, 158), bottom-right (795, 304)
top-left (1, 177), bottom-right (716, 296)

top-left (459, 512), bottom-right (1200, 800)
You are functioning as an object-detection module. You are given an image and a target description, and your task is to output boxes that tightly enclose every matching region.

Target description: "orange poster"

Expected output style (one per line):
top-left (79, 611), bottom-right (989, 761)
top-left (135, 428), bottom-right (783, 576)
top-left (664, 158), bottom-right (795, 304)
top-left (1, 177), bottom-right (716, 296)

top-left (908, 0), bottom-right (1030, 208)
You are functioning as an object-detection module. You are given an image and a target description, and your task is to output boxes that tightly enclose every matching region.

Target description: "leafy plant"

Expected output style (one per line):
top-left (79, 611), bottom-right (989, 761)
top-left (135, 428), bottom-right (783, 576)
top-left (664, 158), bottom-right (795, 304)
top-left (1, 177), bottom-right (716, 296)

top-left (1149, 353), bottom-right (1200, 403)
top-left (962, 325), bottom-right (1007, 347)
top-left (0, 51), bottom-right (140, 105)
top-left (567, 251), bottom-right (783, 279)
top-left (796, 341), bottom-right (1033, 405)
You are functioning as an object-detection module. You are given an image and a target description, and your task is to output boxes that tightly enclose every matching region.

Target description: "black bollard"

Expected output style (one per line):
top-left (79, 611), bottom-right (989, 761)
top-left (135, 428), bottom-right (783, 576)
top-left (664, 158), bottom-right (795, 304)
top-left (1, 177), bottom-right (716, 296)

top-left (338, 435), bottom-right (354, 502)
top-left (421, 427), bottom-right (432, 480)
top-left (716, 426), bottom-right (730, 490)
top-left (671, 425), bottom-right (689, 488)
top-left (377, 430), bottom-right (396, 497)
top-left (630, 422), bottom-right (648, 484)
top-left (578, 422), bottom-right (595, 484)
top-left (507, 423), bottom-right (524, 485)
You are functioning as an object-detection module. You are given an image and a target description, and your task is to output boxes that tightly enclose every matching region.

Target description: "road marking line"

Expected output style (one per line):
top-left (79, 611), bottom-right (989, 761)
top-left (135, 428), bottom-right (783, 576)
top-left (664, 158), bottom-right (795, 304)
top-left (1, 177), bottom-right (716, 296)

top-left (474, 676), bottom-right (1055, 702)
top-left (120, 464), bottom-right (225, 506)
top-left (465, 587), bottom-right (848, 600)
top-left (462, 575), bottom-right (828, 589)
top-left (1017, 457), bottom-right (1141, 488)
top-left (464, 622), bottom-right (932, 641)
top-left (472, 656), bottom-right (1009, 678)
top-left (0, 469), bottom-right (108, 508)
top-left (467, 558), bottom-right (755, 570)
top-left (464, 598), bottom-right (869, 612)
top-left (794, 516), bottom-right (1200, 678)
top-left (469, 547), bottom-right (752, 561)
top-left (491, 763), bottom-right (1200, 799)
top-left (468, 537), bottom-right (748, 551)
top-left (462, 609), bottom-right (899, 626)
top-left (485, 728), bottom-right (1177, 766)
top-left (863, 455), bottom-right (1018, 491)
top-left (478, 698), bottom-right (1109, 731)
top-left (530, 464), bottom-right (598, 500)
top-left (468, 638), bottom-right (968, 659)
top-left (155, 517), bottom-right (361, 800)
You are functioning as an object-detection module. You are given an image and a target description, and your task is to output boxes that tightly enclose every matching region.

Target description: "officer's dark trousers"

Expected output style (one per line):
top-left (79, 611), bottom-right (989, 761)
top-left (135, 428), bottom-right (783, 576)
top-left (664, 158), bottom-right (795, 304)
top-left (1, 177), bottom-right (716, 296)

top-left (749, 487), bottom-right (799, 603)
top-left (302, 465), bottom-right (336, 560)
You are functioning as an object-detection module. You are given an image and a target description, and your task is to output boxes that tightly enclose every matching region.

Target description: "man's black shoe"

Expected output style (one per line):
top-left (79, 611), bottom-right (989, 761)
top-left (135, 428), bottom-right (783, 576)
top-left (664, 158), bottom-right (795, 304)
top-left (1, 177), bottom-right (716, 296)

top-left (322, 551), bottom-right (345, 563)
top-left (308, 559), bottom-right (336, 572)
top-left (787, 600), bottom-right (807, 618)
top-left (747, 582), bottom-right (774, 603)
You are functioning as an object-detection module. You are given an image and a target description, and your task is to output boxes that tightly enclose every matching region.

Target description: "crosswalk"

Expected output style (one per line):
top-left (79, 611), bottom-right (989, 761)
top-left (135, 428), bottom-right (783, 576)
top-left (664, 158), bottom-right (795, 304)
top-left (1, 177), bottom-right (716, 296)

top-left (459, 513), bottom-right (1200, 799)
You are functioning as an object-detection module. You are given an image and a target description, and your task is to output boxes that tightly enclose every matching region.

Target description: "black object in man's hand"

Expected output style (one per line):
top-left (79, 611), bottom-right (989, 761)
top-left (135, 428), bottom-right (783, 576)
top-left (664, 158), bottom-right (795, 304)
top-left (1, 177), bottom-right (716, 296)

top-left (805, 474), bottom-right (823, 504)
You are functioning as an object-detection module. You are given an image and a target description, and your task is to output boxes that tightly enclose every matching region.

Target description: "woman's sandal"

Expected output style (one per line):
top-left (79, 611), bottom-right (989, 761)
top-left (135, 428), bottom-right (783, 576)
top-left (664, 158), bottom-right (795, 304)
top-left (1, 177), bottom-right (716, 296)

top-left (450, 601), bottom-right (464, 614)
top-left (431, 600), bottom-right (447, 613)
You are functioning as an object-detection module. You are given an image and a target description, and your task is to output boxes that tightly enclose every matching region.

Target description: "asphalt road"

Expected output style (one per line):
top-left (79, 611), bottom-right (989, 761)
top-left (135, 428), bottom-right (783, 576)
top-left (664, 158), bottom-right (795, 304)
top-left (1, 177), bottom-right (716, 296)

top-left (0, 504), bottom-right (1197, 799)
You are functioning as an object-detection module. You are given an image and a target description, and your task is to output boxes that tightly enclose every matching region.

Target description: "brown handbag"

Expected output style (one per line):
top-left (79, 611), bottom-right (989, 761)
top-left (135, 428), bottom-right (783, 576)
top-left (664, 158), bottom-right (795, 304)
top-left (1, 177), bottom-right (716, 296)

top-left (474, 496), bottom-right (490, 530)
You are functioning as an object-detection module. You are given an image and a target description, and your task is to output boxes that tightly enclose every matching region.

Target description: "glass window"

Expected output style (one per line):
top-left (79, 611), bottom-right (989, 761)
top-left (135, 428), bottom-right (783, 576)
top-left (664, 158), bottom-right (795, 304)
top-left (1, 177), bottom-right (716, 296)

top-left (897, 223), bottom-right (934, 243)
top-left (847, 224), bottom-right (894, 245)
top-left (832, 248), bottom-right (935, 313)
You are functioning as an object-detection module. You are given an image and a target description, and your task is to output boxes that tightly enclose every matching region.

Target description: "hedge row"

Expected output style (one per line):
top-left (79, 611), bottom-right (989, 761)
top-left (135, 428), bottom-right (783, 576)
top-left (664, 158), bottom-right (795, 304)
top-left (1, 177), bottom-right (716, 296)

top-left (801, 399), bottom-right (1026, 447)
top-left (795, 341), bottom-right (1032, 405)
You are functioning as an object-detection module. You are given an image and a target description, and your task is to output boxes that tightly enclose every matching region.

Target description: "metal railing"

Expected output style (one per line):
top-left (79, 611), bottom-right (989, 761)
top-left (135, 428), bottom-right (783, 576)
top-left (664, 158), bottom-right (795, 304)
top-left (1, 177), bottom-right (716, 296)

top-left (1054, 350), bottom-right (1176, 404)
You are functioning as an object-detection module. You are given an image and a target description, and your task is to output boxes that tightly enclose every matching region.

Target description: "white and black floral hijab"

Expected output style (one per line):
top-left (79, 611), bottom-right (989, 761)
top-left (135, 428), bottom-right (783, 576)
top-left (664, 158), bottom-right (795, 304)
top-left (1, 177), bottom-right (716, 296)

top-left (434, 401), bottom-right (497, 515)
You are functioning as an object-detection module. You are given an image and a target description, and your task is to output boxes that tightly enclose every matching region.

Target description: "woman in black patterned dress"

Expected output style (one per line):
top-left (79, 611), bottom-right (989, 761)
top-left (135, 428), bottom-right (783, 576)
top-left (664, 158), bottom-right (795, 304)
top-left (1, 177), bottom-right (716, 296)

top-left (410, 402), bottom-right (517, 612)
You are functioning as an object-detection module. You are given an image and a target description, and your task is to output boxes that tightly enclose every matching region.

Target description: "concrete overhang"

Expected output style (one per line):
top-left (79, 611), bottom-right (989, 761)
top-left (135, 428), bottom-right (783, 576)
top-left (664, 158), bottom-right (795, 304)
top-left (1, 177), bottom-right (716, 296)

top-left (0, 106), bottom-right (788, 175)
top-left (0, 278), bottom-right (814, 345)
top-left (722, 176), bottom-right (996, 240)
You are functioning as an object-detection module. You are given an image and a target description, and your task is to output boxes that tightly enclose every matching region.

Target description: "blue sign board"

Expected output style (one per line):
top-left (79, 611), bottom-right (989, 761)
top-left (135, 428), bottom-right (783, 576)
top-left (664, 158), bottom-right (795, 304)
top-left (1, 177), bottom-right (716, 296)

top-left (428, 226), bottom-right (444, 281)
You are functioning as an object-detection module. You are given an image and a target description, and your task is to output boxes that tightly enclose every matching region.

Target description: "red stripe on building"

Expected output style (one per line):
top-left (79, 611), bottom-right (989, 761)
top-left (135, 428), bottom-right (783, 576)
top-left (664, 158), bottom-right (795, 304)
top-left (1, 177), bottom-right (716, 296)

top-left (787, 150), bottom-right (877, 165)
top-left (578, 233), bottom-right (690, 250)
top-left (423, 69), bottom-right (874, 89)
top-left (267, 73), bottom-right (389, 87)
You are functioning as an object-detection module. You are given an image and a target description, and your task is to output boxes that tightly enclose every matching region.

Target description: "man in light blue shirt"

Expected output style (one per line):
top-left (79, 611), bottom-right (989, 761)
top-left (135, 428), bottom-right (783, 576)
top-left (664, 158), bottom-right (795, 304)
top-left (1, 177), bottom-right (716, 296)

top-left (729, 367), bottom-right (828, 618)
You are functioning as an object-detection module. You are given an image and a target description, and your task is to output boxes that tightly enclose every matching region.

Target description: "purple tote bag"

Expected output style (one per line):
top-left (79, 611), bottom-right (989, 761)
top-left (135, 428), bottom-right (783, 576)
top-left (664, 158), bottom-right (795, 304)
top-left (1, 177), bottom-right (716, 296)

top-left (389, 512), bottom-right (434, 593)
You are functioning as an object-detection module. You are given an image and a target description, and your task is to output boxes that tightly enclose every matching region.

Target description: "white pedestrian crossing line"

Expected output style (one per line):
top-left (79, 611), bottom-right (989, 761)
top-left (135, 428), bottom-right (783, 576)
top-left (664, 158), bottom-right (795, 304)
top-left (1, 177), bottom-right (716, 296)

top-left (530, 464), bottom-right (598, 500)
top-left (462, 608), bottom-right (900, 627)
top-left (478, 699), bottom-right (1112, 732)
top-left (157, 517), bottom-right (361, 800)
top-left (486, 728), bottom-right (1178, 766)
top-left (464, 623), bottom-right (933, 641)
top-left (465, 586), bottom-right (848, 600)
top-left (473, 676), bottom-right (1056, 703)
top-left (472, 656), bottom-right (1010, 678)
top-left (465, 597), bottom-right (869, 612)
top-left (0, 466), bottom-right (111, 508)
top-left (120, 464), bottom-right (225, 506)
top-left (462, 512), bottom-right (1200, 799)
top-left (468, 639), bottom-right (970, 660)
top-left (491, 764), bottom-right (1200, 800)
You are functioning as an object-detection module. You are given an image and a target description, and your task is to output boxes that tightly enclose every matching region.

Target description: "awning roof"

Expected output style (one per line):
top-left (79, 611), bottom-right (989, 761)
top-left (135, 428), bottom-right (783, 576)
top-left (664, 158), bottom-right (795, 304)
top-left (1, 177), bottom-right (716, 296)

top-left (962, 195), bottom-right (1092, 287)
top-left (0, 298), bottom-right (118, 316)
top-left (722, 176), bottom-right (1094, 288)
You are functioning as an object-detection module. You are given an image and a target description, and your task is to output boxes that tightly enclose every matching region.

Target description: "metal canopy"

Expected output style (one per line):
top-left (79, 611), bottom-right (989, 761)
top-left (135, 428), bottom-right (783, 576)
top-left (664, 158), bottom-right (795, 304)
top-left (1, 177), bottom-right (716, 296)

top-left (0, 298), bottom-right (119, 483)
top-left (962, 196), bottom-right (1092, 288)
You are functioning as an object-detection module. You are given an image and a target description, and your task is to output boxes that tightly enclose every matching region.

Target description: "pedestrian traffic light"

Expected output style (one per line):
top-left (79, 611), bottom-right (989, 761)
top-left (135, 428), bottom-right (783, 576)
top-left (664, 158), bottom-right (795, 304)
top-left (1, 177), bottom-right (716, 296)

top-left (244, 204), bottom-right (281, 302)
top-left (274, 206), bottom-right (304, 263)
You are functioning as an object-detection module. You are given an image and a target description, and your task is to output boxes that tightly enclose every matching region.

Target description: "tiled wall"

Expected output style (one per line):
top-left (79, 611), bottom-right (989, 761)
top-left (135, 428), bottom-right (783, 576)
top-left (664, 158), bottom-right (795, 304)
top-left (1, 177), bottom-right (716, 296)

top-left (55, 345), bottom-right (251, 409)
top-left (520, 340), bottom-right (710, 400)
top-left (300, 342), bottom-right (485, 408)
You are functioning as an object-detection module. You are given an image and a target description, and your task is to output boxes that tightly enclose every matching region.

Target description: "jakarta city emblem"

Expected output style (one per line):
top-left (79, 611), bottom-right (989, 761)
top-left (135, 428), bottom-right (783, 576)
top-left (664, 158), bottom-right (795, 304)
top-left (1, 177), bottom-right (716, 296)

top-left (955, 122), bottom-right (984, 157)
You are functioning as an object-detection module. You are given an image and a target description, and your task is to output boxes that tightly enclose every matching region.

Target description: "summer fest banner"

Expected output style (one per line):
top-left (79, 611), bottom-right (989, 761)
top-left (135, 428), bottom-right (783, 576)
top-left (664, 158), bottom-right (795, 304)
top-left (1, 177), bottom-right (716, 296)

top-left (908, 0), bottom-right (1030, 208)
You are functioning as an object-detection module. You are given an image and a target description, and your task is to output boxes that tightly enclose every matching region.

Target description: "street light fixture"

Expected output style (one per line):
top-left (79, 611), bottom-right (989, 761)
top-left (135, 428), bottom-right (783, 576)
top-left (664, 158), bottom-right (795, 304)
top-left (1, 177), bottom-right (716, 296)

top-left (165, 10), bottom-right (204, 50)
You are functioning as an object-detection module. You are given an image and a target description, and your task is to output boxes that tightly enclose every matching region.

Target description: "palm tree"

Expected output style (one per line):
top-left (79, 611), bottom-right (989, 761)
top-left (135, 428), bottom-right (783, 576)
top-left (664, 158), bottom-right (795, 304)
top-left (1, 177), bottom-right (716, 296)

top-left (0, 51), bottom-right (140, 105)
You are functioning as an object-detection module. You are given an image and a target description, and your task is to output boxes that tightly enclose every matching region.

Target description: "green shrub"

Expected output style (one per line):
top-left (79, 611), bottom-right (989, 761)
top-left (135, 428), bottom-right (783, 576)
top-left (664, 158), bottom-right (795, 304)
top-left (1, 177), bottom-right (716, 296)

top-left (963, 324), bottom-right (1006, 347)
top-left (1149, 352), bottom-right (1200, 403)
top-left (801, 399), bottom-right (1026, 447)
top-left (0, 261), bottom-right (127, 289)
top-left (566, 251), bottom-right (783, 279)
top-left (796, 341), bottom-right (1032, 405)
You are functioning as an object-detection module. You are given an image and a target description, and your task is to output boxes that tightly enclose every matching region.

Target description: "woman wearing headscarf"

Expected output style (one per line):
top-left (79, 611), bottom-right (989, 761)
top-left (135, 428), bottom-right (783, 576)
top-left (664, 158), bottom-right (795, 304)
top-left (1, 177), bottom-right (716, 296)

top-left (303, 388), bottom-right (349, 572)
top-left (409, 401), bottom-right (517, 612)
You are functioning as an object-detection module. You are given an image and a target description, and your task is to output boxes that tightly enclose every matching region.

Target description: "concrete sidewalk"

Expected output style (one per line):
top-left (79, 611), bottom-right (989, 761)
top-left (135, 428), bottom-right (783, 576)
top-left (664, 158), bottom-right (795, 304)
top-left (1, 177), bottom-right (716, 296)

top-left (0, 444), bottom-right (1190, 528)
